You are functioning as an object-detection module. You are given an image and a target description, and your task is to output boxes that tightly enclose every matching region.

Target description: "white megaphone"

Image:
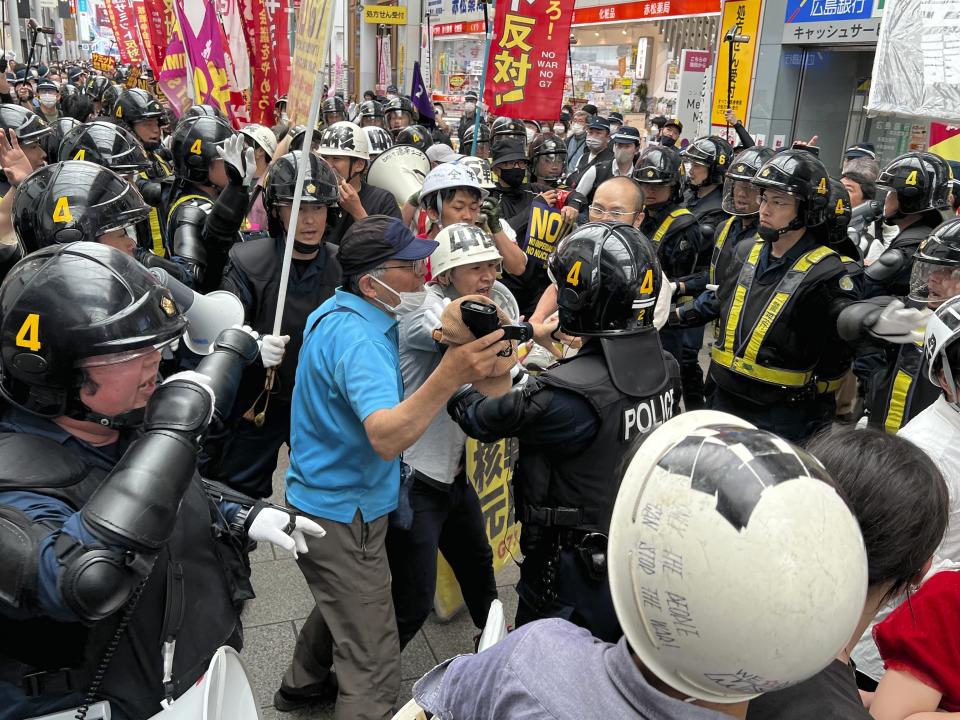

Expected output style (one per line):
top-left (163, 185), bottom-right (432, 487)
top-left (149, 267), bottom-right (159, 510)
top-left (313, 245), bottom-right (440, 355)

top-left (149, 268), bottom-right (245, 356)
top-left (366, 145), bottom-right (431, 207)
top-left (147, 646), bottom-right (261, 720)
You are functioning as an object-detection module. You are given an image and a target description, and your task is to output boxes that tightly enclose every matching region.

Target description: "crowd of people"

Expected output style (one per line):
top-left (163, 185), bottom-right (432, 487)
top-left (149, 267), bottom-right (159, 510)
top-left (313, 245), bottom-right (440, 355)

top-left (0, 54), bottom-right (959, 720)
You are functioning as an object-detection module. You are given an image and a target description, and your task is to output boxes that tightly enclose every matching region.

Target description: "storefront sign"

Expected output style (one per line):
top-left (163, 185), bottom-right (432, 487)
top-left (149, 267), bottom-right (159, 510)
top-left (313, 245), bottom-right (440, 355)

top-left (635, 36), bottom-right (651, 79)
top-left (709, 0), bottom-right (762, 129)
top-left (783, 0), bottom-right (882, 44)
top-left (448, 72), bottom-right (467, 90)
top-left (483, 0), bottom-right (576, 120)
top-left (431, 19), bottom-right (485, 35)
top-left (676, 49), bottom-right (711, 139)
top-left (363, 4), bottom-right (406, 24)
top-left (572, 0), bottom-right (719, 25)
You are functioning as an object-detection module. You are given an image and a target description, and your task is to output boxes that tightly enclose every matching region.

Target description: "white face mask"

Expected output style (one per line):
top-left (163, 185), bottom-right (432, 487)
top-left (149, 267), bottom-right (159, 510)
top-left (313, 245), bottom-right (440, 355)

top-left (39, 94), bottom-right (56, 106)
top-left (614, 147), bottom-right (634, 164)
top-left (585, 135), bottom-right (604, 151)
top-left (465, 102), bottom-right (477, 113)
top-left (571, 122), bottom-right (585, 136)
top-left (552, 124), bottom-right (565, 135)
top-left (371, 276), bottom-right (427, 315)
top-left (525, 128), bottom-right (536, 142)
top-left (610, 124), bottom-right (621, 134)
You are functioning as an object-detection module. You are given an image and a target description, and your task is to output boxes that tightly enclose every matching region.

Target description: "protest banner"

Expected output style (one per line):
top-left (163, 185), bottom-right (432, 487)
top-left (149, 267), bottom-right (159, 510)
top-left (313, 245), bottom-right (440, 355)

top-left (522, 196), bottom-right (572, 266)
top-left (482, 0), bottom-right (576, 120)
top-left (286, 0), bottom-right (337, 124)
top-left (434, 438), bottom-right (522, 620)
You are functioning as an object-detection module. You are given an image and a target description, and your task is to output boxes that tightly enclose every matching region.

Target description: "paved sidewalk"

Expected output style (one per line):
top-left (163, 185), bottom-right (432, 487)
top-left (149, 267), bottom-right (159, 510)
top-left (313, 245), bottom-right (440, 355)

top-left (240, 450), bottom-right (520, 719)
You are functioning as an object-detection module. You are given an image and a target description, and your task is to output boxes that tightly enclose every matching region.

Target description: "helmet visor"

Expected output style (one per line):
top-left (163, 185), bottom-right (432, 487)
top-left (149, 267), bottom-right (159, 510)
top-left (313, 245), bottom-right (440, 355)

top-left (722, 176), bottom-right (761, 216)
top-left (76, 337), bottom-right (178, 368)
top-left (909, 258), bottom-right (960, 305)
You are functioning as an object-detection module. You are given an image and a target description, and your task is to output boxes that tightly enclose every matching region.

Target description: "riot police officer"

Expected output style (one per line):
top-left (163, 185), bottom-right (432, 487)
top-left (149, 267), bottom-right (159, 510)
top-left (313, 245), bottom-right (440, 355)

top-left (83, 75), bottom-right (110, 115)
top-left (708, 149), bottom-right (919, 441)
top-left (674, 145), bottom-right (774, 321)
top-left (864, 151), bottom-right (951, 298)
top-left (113, 87), bottom-right (174, 180)
top-left (635, 144), bottom-right (705, 408)
top-left (395, 124), bottom-right (434, 153)
top-left (384, 97), bottom-right (416, 136)
top-left (213, 152), bottom-right (342, 498)
top-left (0, 242), bottom-right (324, 720)
top-left (164, 114), bottom-right (248, 290)
top-left (449, 222), bottom-right (681, 641)
top-left (357, 99), bottom-right (385, 128)
top-left (527, 133), bottom-right (567, 188)
top-left (461, 122), bottom-right (491, 160)
top-left (0, 103), bottom-right (50, 197)
top-left (320, 96), bottom-right (347, 126)
top-left (681, 135), bottom-right (733, 250)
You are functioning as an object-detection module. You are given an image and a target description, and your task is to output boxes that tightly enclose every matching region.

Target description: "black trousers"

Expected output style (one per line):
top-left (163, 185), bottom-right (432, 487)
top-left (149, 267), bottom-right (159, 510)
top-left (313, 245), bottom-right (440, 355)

top-left (386, 472), bottom-right (498, 649)
top-left (514, 542), bottom-right (622, 643)
top-left (214, 396), bottom-right (291, 499)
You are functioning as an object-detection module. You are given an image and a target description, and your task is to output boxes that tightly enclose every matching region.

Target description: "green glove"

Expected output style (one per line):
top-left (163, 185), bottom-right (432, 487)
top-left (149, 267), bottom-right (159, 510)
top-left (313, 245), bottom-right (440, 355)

top-left (480, 197), bottom-right (502, 234)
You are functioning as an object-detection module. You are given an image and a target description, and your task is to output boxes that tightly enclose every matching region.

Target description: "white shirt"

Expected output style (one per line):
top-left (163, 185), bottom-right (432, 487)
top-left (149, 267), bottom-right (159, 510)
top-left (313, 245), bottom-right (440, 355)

top-left (574, 159), bottom-right (635, 198)
top-left (899, 396), bottom-right (960, 562)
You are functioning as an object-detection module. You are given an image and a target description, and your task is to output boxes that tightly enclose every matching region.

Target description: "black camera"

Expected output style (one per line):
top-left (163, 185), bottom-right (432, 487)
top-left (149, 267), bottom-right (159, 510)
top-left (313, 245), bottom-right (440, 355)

top-left (461, 299), bottom-right (531, 342)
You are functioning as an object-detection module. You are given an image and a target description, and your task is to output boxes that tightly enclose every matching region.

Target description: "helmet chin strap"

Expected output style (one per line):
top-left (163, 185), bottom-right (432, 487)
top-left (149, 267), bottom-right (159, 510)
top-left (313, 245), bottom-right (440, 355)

top-left (77, 405), bottom-right (146, 430)
top-left (883, 208), bottom-right (908, 225)
top-left (758, 216), bottom-right (805, 243)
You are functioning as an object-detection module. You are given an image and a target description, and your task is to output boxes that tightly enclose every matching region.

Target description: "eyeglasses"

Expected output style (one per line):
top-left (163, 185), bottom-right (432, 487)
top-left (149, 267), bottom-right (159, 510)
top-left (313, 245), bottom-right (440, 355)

top-left (588, 205), bottom-right (638, 220)
top-left (381, 258), bottom-right (427, 274)
top-left (496, 160), bottom-right (527, 170)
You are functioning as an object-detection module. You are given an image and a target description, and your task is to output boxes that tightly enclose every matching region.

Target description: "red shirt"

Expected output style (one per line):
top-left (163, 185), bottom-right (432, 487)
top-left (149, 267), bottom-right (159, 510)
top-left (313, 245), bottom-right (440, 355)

top-left (874, 569), bottom-right (960, 711)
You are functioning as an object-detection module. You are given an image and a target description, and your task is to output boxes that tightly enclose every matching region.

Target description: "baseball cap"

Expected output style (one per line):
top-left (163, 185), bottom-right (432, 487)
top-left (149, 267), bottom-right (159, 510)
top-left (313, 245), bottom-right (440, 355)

top-left (386, 84), bottom-right (399, 93)
top-left (844, 143), bottom-right (876, 160)
top-left (464, 90), bottom-right (479, 102)
top-left (588, 116), bottom-right (611, 132)
top-left (426, 144), bottom-right (464, 164)
top-left (664, 117), bottom-right (683, 131)
top-left (434, 295), bottom-right (516, 397)
top-left (612, 126), bottom-right (641, 144)
top-left (609, 111), bottom-right (624, 123)
top-left (338, 215), bottom-right (439, 277)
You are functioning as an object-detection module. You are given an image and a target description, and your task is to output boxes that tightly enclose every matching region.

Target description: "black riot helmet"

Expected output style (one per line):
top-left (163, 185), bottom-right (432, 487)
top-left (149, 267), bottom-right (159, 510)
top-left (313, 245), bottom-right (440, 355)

top-left (84, 75), bottom-right (111, 102)
top-left (721, 145), bottom-right (775, 215)
top-left (321, 96), bottom-right (347, 126)
top-left (461, 123), bottom-right (492, 159)
top-left (548, 222), bottom-right (662, 337)
top-left (528, 134), bottom-right (567, 183)
top-left (180, 104), bottom-right (228, 122)
top-left (909, 217), bottom-right (960, 305)
top-left (100, 83), bottom-right (121, 116)
top-left (288, 124), bottom-right (323, 152)
top-left (13, 161), bottom-right (151, 252)
top-left (492, 116), bottom-right (527, 145)
top-left (58, 120), bottom-right (152, 174)
top-left (114, 87), bottom-right (165, 128)
top-left (384, 97), bottom-right (416, 133)
top-left (358, 100), bottom-right (385, 128)
top-left (170, 115), bottom-right (235, 184)
top-left (823, 177), bottom-right (859, 259)
top-left (60, 83), bottom-right (79, 98)
top-left (0, 103), bottom-right (53, 146)
top-left (42, 116), bottom-right (80, 162)
top-left (0, 242), bottom-right (185, 420)
top-left (877, 151), bottom-right (952, 218)
top-left (263, 151), bottom-right (338, 238)
top-left (634, 144), bottom-right (684, 204)
top-left (752, 149), bottom-right (832, 231)
top-left (680, 135), bottom-right (734, 187)
top-left (394, 125), bottom-right (433, 152)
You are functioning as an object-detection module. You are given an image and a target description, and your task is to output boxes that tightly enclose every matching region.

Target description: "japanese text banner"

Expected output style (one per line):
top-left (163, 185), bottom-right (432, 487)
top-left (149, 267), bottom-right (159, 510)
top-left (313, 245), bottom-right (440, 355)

top-left (104, 0), bottom-right (145, 65)
top-left (482, 0), bottom-right (575, 120)
top-left (287, 0), bottom-right (336, 124)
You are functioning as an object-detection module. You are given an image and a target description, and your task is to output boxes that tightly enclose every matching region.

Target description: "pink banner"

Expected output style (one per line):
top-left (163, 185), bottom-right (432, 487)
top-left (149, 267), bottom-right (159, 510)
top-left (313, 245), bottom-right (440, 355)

top-left (157, 11), bottom-right (189, 116)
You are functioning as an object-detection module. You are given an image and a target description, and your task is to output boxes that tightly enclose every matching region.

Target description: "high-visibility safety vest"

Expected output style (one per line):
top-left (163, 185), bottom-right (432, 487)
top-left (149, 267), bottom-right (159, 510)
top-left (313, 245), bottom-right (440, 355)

top-left (711, 240), bottom-right (846, 394)
top-left (651, 207), bottom-right (694, 245)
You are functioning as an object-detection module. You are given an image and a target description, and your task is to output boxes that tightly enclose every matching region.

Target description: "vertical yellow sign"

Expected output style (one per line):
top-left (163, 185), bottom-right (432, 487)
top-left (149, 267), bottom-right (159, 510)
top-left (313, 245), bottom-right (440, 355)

top-left (710, 0), bottom-right (763, 127)
top-left (287, 0), bottom-right (338, 124)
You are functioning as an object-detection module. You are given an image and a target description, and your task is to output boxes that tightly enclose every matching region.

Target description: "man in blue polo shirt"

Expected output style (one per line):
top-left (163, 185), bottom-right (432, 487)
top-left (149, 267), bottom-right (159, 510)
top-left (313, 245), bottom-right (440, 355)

top-left (276, 214), bottom-right (507, 720)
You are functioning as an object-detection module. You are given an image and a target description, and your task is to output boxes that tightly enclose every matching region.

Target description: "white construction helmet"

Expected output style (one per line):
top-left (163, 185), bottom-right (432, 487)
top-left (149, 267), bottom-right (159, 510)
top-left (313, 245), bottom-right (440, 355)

top-left (239, 123), bottom-right (277, 157)
top-left (431, 223), bottom-right (502, 278)
top-left (420, 161), bottom-right (489, 202)
top-left (924, 294), bottom-right (960, 396)
top-left (317, 121), bottom-right (370, 161)
top-left (363, 126), bottom-right (393, 158)
top-left (459, 155), bottom-right (496, 189)
top-left (608, 410), bottom-right (867, 704)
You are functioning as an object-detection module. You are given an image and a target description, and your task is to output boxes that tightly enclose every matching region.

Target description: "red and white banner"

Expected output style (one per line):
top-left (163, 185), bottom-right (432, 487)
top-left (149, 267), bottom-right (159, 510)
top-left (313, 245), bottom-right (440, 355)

top-left (132, 0), bottom-right (167, 75)
top-left (273, 0), bottom-right (292, 98)
top-left (104, 0), bottom-right (146, 66)
top-left (240, 0), bottom-right (275, 124)
top-left (216, 0), bottom-right (251, 124)
top-left (482, 0), bottom-right (576, 120)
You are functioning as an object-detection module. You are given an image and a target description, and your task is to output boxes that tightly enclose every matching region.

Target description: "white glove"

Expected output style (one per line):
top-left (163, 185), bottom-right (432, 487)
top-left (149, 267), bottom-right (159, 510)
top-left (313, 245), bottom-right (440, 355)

top-left (248, 507), bottom-right (326, 558)
top-left (231, 323), bottom-right (261, 342)
top-left (422, 296), bottom-right (451, 332)
top-left (161, 370), bottom-right (215, 423)
top-left (242, 147), bottom-right (257, 186)
top-left (668, 281), bottom-right (678, 296)
top-left (216, 134), bottom-right (247, 185)
top-left (260, 333), bottom-right (290, 368)
top-left (867, 299), bottom-right (931, 344)
top-left (706, 283), bottom-right (719, 293)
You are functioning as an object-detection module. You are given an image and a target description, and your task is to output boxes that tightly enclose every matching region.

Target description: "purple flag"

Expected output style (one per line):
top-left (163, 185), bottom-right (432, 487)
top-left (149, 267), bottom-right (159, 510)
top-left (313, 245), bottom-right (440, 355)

top-left (410, 61), bottom-right (435, 126)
